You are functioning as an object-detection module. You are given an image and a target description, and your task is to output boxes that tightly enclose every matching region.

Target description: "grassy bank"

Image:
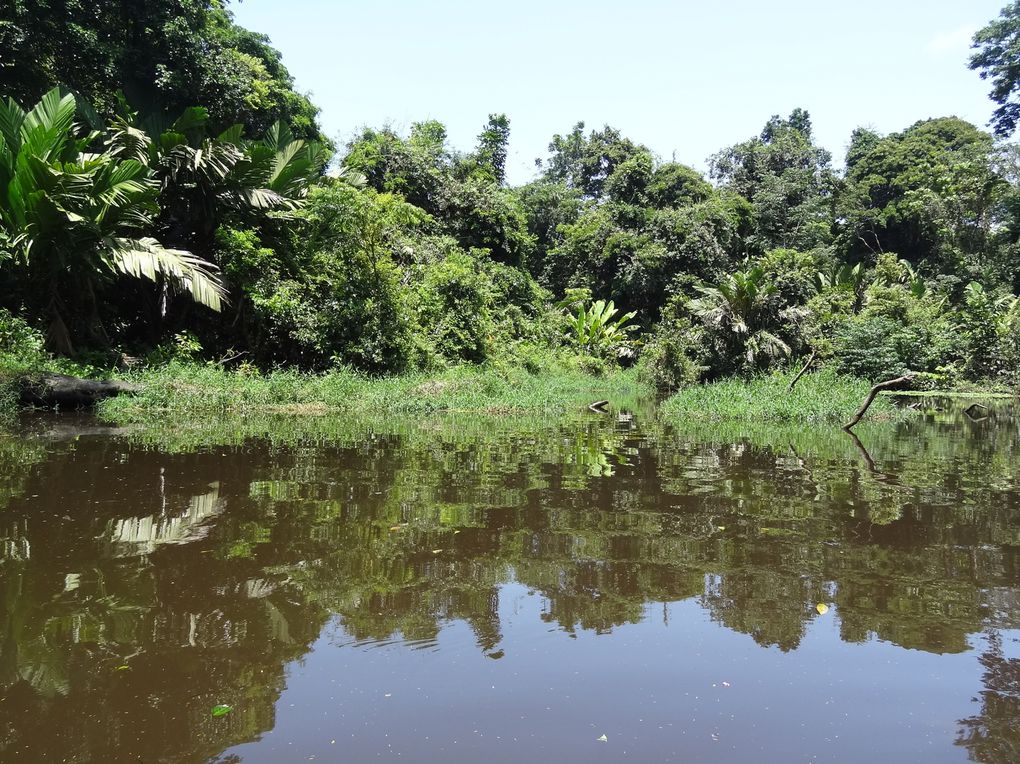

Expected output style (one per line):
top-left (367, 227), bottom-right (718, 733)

top-left (5, 354), bottom-right (985, 428)
top-left (662, 368), bottom-right (904, 424)
top-left (96, 362), bottom-right (645, 421)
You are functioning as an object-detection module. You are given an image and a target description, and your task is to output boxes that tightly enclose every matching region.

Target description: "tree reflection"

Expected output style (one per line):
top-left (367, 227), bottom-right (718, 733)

top-left (957, 631), bottom-right (1020, 762)
top-left (0, 401), bottom-right (1017, 759)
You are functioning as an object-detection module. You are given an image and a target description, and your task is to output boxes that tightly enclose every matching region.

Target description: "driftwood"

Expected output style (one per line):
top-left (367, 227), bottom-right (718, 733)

top-left (788, 349), bottom-right (817, 391)
top-left (18, 373), bottom-right (141, 408)
top-left (588, 399), bottom-right (610, 413)
top-left (843, 374), bottom-right (914, 431)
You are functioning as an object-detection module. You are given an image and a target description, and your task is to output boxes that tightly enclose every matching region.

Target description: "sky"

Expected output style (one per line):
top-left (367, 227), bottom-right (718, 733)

top-left (232, 0), bottom-right (1009, 185)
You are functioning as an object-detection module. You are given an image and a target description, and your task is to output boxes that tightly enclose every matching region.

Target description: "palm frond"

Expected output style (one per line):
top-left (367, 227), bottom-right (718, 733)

top-left (106, 237), bottom-right (227, 311)
top-left (20, 88), bottom-right (77, 162)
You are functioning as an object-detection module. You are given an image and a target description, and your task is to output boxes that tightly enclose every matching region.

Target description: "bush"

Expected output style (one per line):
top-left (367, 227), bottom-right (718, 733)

top-left (0, 308), bottom-right (48, 415)
top-left (832, 283), bottom-right (965, 382)
top-left (414, 251), bottom-right (494, 363)
top-left (0, 308), bottom-right (45, 362)
top-left (636, 314), bottom-right (705, 394)
top-left (309, 249), bottom-right (424, 374)
top-left (832, 316), bottom-right (907, 381)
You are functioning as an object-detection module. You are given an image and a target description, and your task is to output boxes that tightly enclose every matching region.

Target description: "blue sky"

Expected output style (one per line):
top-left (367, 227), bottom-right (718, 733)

top-left (232, 0), bottom-right (1008, 184)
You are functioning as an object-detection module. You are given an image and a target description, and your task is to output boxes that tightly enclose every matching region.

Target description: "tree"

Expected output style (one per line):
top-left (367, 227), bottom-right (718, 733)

top-left (345, 121), bottom-right (533, 265)
top-left (0, 88), bottom-right (225, 353)
top-left (689, 265), bottom-right (805, 374)
top-left (474, 114), bottom-right (510, 185)
top-left (837, 117), bottom-right (1004, 279)
top-left (0, 0), bottom-right (322, 141)
top-left (541, 153), bottom-right (746, 316)
top-left (513, 179), bottom-right (584, 274)
top-left (971, 2), bottom-right (1020, 138)
top-left (124, 106), bottom-right (329, 253)
top-left (539, 122), bottom-right (647, 199)
top-left (710, 109), bottom-right (834, 254)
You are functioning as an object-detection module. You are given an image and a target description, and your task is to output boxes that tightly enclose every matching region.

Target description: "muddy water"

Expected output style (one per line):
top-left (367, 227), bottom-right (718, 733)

top-left (0, 402), bottom-right (1018, 763)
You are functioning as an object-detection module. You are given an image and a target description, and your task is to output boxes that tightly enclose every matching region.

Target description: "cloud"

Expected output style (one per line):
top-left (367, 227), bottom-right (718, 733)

top-left (926, 25), bottom-right (977, 56)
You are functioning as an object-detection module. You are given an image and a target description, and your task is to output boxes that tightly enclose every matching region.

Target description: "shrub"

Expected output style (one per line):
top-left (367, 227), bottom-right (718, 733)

top-left (414, 251), bottom-right (494, 363)
top-left (0, 308), bottom-right (45, 363)
top-left (832, 282), bottom-right (965, 382)
top-left (0, 308), bottom-right (48, 415)
top-left (832, 316), bottom-right (907, 381)
top-left (636, 314), bottom-right (705, 394)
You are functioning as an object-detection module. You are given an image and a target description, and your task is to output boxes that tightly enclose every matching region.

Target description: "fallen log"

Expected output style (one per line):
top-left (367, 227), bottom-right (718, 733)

top-left (18, 372), bottom-right (142, 408)
top-left (843, 374), bottom-right (914, 431)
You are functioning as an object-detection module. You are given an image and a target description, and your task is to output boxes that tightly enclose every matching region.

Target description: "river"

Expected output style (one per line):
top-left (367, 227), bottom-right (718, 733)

top-left (0, 400), bottom-right (1017, 762)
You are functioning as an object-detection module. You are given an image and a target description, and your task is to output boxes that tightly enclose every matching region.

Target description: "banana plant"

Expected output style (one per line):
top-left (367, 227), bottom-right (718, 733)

top-left (0, 88), bottom-right (226, 352)
top-left (559, 293), bottom-right (639, 357)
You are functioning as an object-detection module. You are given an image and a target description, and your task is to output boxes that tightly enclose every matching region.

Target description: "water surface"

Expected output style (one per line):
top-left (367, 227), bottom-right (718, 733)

top-left (0, 402), bottom-right (1018, 762)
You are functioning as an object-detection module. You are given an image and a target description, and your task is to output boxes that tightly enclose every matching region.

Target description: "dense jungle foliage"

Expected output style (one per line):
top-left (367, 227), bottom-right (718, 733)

top-left (3, 0), bottom-right (1020, 398)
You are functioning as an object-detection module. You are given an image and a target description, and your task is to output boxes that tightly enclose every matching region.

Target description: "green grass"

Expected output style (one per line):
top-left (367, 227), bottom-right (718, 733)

top-left (96, 362), bottom-right (646, 421)
top-left (662, 368), bottom-right (905, 424)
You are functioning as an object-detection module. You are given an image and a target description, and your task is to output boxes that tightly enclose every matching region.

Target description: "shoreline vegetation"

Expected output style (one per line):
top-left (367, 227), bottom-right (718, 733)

top-left (2, 3), bottom-right (1020, 432)
top-left (661, 368), bottom-right (905, 424)
top-left (3, 358), bottom-right (1010, 429)
top-left (94, 363), bottom-right (647, 420)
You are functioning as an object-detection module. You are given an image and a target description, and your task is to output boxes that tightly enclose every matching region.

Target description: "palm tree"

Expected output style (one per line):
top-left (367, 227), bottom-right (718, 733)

top-left (0, 88), bottom-right (226, 353)
top-left (109, 102), bottom-right (330, 253)
top-left (690, 265), bottom-right (799, 369)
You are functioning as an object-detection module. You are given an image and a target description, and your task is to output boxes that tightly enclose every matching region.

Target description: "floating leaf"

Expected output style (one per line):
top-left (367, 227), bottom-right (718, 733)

top-left (211, 704), bottom-right (233, 717)
top-left (816, 603), bottom-right (829, 615)
top-left (597, 734), bottom-right (608, 742)
top-left (115, 665), bottom-right (130, 671)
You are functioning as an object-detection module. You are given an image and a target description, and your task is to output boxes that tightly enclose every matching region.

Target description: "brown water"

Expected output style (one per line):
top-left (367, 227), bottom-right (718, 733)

top-left (0, 401), bottom-right (1018, 763)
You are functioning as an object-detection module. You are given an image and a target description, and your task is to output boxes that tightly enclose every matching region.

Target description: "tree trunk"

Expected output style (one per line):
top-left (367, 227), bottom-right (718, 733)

top-left (843, 375), bottom-right (914, 430)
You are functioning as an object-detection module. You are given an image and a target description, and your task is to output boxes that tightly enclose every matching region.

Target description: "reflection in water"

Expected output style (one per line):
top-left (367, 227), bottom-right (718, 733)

top-left (0, 402), bottom-right (1016, 761)
top-left (957, 631), bottom-right (1020, 763)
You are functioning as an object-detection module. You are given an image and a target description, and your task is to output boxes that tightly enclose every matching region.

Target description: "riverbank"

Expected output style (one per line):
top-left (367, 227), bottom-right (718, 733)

top-left (661, 368), bottom-right (906, 424)
top-left (95, 362), bottom-right (646, 420)
top-left (6, 355), bottom-right (1013, 427)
